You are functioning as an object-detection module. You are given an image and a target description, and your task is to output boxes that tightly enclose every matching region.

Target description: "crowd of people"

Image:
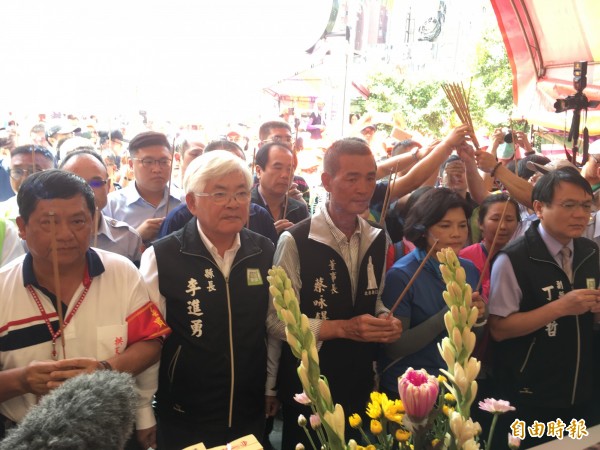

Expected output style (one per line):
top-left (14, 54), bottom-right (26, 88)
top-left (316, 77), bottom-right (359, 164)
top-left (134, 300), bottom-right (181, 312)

top-left (0, 113), bottom-right (599, 450)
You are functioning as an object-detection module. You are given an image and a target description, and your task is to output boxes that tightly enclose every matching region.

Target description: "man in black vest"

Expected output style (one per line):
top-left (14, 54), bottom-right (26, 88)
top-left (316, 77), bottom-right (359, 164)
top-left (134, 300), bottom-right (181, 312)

top-left (140, 151), bottom-right (275, 450)
top-left (267, 138), bottom-right (403, 448)
top-left (489, 167), bottom-right (600, 448)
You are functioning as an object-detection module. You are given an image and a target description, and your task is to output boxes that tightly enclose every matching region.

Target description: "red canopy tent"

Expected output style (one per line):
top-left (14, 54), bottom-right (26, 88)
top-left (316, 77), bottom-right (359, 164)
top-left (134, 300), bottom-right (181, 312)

top-left (490, 0), bottom-right (600, 135)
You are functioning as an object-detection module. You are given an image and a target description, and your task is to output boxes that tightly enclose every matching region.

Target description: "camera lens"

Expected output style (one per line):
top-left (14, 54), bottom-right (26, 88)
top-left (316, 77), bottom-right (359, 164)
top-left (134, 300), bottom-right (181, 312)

top-left (504, 132), bottom-right (513, 144)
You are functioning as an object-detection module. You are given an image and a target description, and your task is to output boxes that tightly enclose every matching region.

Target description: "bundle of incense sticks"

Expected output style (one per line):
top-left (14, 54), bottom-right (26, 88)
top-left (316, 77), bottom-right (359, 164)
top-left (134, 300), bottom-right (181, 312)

top-left (441, 82), bottom-right (480, 150)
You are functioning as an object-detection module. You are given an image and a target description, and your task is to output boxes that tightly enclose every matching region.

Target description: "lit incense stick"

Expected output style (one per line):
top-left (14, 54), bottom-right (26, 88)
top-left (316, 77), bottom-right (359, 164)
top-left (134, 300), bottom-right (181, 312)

top-left (379, 162), bottom-right (401, 226)
top-left (164, 137), bottom-right (176, 218)
top-left (93, 207), bottom-right (99, 248)
top-left (387, 239), bottom-right (439, 318)
top-left (475, 198), bottom-right (511, 293)
top-left (48, 211), bottom-right (66, 359)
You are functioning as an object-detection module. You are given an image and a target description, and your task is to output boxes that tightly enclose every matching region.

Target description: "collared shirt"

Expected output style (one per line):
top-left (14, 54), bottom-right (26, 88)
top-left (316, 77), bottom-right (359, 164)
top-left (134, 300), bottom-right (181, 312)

top-left (94, 213), bottom-right (143, 264)
top-left (196, 221), bottom-right (241, 279)
top-left (0, 248), bottom-right (170, 429)
top-left (489, 223), bottom-right (574, 317)
top-left (103, 182), bottom-right (183, 230)
top-left (322, 203), bottom-right (362, 300)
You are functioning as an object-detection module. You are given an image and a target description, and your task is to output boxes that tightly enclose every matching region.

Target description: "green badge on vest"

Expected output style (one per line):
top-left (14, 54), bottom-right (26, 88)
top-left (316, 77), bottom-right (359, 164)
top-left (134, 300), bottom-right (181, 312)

top-left (247, 268), bottom-right (263, 286)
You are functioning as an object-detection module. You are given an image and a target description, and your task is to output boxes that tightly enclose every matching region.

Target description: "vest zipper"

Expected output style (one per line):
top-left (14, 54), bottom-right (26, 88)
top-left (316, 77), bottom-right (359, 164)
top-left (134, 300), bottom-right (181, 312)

top-left (168, 344), bottom-right (182, 387)
top-left (519, 337), bottom-right (536, 373)
top-left (531, 247), bottom-right (595, 405)
top-left (180, 246), bottom-right (262, 428)
top-left (225, 277), bottom-right (235, 428)
top-left (569, 250), bottom-right (593, 405)
top-left (572, 315), bottom-right (581, 405)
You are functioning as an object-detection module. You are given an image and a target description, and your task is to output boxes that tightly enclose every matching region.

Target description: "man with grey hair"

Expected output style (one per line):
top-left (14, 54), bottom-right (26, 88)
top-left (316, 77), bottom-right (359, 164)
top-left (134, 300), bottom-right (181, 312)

top-left (140, 151), bottom-right (275, 449)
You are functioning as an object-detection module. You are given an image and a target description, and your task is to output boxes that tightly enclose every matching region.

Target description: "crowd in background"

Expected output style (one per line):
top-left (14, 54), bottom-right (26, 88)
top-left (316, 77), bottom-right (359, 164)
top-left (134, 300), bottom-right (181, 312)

top-left (0, 109), bottom-right (599, 450)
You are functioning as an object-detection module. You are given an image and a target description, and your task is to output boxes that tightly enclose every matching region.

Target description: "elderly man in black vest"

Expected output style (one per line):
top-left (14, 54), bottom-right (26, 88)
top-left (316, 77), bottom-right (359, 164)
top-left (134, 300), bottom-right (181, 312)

top-left (267, 138), bottom-right (403, 448)
top-left (140, 151), bottom-right (275, 450)
top-left (489, 167), bottom-right (600, 448)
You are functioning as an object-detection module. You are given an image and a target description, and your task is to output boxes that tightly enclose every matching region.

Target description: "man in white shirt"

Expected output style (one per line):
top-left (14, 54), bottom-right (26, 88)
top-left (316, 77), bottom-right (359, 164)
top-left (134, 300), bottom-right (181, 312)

top-left (103, 131), bottom-right (182, 245)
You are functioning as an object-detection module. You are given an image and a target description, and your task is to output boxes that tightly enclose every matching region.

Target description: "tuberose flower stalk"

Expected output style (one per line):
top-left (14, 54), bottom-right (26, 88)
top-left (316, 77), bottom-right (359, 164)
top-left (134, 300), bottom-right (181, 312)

top-left (437, 248), bottom-right (481, 449)
top-left (268, 266), bottom-right (346, 450)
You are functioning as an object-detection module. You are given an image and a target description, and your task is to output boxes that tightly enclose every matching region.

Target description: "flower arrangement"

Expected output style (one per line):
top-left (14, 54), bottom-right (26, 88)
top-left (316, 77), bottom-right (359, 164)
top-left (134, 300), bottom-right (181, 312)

top-left (268, 247), bottom-right (519, 450)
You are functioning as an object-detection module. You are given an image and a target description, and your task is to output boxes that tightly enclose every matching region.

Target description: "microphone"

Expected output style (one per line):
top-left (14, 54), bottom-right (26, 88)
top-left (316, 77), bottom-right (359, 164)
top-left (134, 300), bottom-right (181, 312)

top-left (0, 370), bottom-right (137, 450)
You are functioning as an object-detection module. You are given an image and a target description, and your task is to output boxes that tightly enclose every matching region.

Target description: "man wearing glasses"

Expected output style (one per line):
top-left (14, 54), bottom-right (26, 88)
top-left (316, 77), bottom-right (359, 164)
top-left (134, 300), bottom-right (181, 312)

top-left (140, 151), bottom-right (275, 449)
top-left (0, 145), bottom-right (55, 221)
top-left (103, 131), bottom-right (182, 244)
top-left (488, 167), bottom-right (600, 446)
top-left (59, 150), bottom-right (143, 265)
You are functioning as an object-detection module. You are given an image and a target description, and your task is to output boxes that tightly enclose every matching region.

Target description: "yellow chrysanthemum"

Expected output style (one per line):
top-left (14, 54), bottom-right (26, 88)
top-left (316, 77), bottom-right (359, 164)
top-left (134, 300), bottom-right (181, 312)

top-left (395, 429), bottom-right (411, 442)
top-left (370, 419), bottom-right (383, 435)
top-left (394, 399), bottom-right (405, 413)
top-left (437, 375), bottom-right (447, 384)
top-left (442, 404), bottom-right (455, 417)
top-left (366, 446), bottom-right (377, 450)
top-left (370, 391), bottom-right (382, 404)
top-left (432, 438), bottom-right (440, 446)
top-left (444, 393), bottom-right (456, 403)
top-left (383, 404), bottom-right (403, 424)
top-left (348, 413), bottom-right (362, 429)
top-left (366, 401), bottom-right (382, 419)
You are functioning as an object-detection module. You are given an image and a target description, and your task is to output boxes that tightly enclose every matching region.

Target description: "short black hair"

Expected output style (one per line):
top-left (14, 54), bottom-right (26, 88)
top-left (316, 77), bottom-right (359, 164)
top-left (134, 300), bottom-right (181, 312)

top-left (204, 139), bottom-right (245, 160)
top-left (128, 131), bottom-right (170, 156)
top-left (59, 149), bottom-right (106, 170)
top-left (532, 167), bottom-right (592, 204)
top-left (513, 154), bottom-right (550, 180)
top-left (255, 142), bottom-right (291, 170)
top-left (391, 139), bottom-right (419, 156)
top-left (11, 145), bottom-right (56, 166)
top-left (323, 138), bottom-right (373, 177)
top-left (478, 193), bottom-right (521, 224)
top-left (17, 169), bottom-right (96, 224)
top-left (258, 121), bottom-right (291, 141)
top-left (404, 187), bottom-right (472, 250)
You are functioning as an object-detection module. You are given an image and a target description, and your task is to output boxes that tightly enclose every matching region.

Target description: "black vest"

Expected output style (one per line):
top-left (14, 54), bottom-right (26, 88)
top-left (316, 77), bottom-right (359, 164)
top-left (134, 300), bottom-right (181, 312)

top-left (153, 219), bottom-right (274, 427)
top-left (494, 221), bottom-right (598, 408)
top-left (278, 217), bottom-right (386, 413)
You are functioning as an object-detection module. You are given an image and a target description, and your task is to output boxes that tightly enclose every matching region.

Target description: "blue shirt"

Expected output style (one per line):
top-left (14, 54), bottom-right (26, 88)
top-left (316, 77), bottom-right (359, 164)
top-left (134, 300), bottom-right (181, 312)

top-left (95, 214), bottom-right (143, 265)
top-left (379, 248), bottom-right (479, 391)
top-left (103, 182), bottom-right (182, 230)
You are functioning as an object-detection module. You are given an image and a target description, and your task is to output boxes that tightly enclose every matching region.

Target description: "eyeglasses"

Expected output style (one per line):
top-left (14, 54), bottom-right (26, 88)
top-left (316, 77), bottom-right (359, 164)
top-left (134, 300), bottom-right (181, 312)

top-left (9, 167), bottom-right (43, 181)
top-left (267, 135), bottom-right (293, 144)
top-left (131, 158), bottom-right (172, 168)
top-left (194, 190), bottom-right (251, 205)
top-left (547, 200), bottom-right (594, 213)
top-left (590, 154), bottom-right (600, 164)
top-left (88, 178), bottom-right (109, 188)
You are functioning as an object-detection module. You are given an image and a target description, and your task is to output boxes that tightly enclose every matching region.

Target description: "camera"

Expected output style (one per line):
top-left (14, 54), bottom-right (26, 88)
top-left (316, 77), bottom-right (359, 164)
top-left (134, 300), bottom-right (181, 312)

top-left (503, 131), bottom-right (513, 144)
top-left (554, 62), bottom-right (598, 113)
